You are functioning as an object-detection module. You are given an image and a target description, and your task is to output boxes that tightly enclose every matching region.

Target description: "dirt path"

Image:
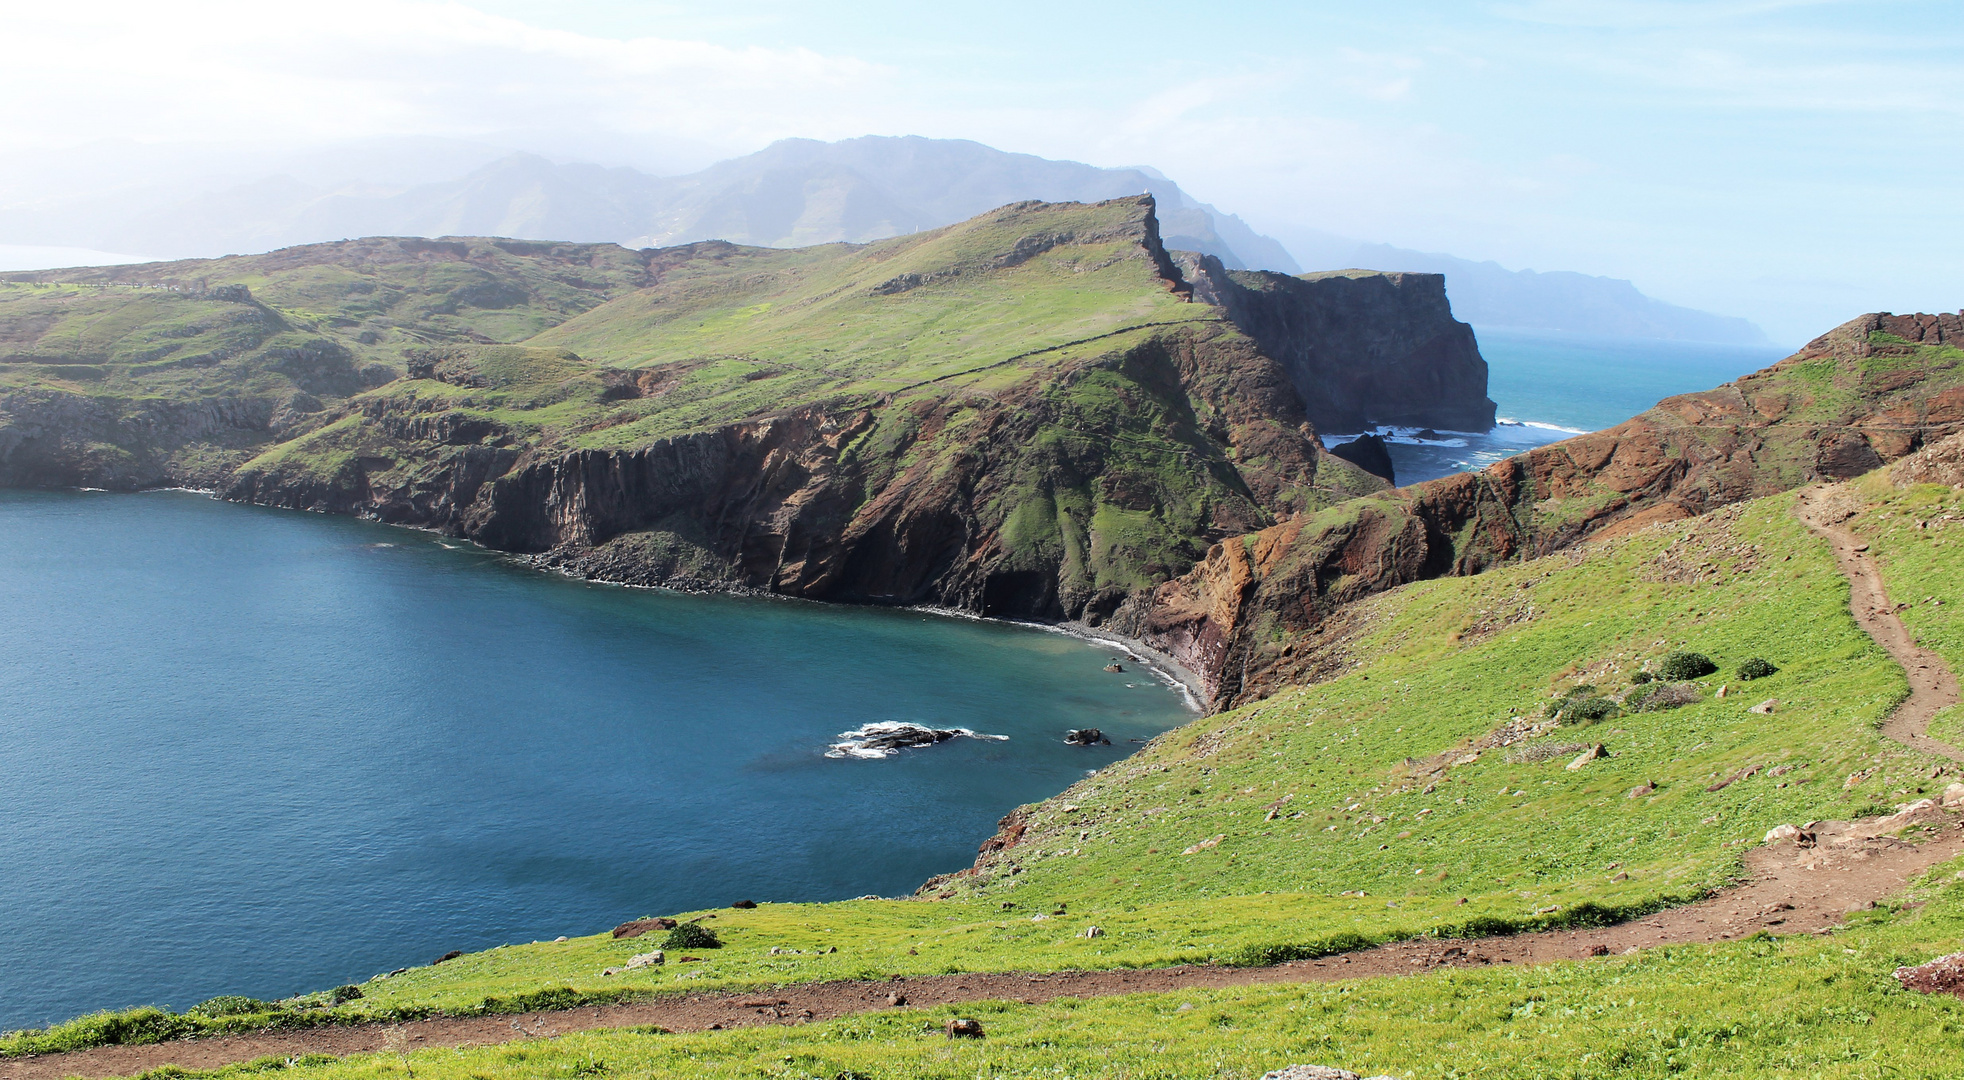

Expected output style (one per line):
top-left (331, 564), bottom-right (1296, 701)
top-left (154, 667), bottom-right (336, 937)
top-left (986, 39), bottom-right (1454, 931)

top-left (10, 814), bottom-right (1961, 1080)
top-left (12, 485), bottom-right (1964, 1080)
top-left (1797, 483), bottom-right (1964, 761)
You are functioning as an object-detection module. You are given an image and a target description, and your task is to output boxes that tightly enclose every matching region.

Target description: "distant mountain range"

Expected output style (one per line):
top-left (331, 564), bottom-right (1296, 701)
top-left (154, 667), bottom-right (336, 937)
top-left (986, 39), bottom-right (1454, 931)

top-left (0, 135), bottom-right (1766, 344)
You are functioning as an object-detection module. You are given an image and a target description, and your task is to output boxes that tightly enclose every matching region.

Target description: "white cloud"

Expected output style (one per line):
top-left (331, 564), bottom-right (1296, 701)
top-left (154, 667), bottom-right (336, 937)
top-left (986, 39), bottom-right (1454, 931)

top-left (0, 0), bottom-right (891, 153)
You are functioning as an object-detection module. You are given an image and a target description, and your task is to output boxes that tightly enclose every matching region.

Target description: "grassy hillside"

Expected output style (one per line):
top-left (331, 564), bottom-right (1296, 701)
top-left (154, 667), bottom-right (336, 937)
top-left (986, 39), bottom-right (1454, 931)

top-left (55, 869), bottom-right (1964, 1078)
top-left (1132, 315), bottom-right (1964, 706)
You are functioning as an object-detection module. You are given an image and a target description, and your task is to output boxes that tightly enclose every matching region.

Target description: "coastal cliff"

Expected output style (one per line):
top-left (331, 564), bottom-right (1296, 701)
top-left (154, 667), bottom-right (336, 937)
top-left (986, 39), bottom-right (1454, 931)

top-left (3, 197), bottom-right (1513, 622)
top-left (1180, 254), bottom-right (1496, 433)
top-left (1125, 311), bottom-right (1964, 705)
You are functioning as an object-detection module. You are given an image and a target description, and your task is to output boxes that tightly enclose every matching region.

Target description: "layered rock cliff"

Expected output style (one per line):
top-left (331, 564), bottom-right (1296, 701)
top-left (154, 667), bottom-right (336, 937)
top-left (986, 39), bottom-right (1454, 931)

top-left (0, 196), bottom-right (1514, 626)
top-left (1180, 254), bottom-right (1496, 433)
top-left (1125, 311), bottom-right (1964, 706)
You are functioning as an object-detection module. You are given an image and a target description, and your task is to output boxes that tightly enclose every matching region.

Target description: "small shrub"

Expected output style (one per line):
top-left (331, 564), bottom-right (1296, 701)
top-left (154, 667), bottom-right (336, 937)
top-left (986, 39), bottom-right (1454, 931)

top-left (661, 923), bottom-right (721, 950)
top-left (1657, 651), bottom-right (1718, 680)
top-left (1626, 682), bottom-right (1702, 713)
top-left (329, 985), bottom-right (363, 1005)
top-left (1737, 658), bottom-right (1779, 681)
top-left (1630, 671), bottom-right (1653, 685)
top-left (1557, 697), bottom-right (1620, 725)
top-left (187, 995), bottom-right (271, 1018)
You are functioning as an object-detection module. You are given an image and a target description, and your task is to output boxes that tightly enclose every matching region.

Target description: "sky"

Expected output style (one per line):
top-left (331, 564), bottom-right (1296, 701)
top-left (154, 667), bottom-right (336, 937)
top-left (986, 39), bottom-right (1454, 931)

top-left (1, 0), bottom-right (1959, 343)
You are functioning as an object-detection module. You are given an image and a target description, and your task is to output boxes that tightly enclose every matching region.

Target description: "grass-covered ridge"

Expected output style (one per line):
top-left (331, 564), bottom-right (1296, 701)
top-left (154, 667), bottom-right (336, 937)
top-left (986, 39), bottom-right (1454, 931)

top-left (9, 481), bottom-right (1948, 1062)
top-left (44, 859), bottom-right (1964, 1078)
top-left (11, 478), bottom-right (1963, 1075)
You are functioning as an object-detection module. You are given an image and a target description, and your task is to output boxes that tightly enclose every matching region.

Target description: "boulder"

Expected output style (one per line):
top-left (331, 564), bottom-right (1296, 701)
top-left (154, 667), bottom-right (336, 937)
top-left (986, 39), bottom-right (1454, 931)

top-left (945, 1017), bottom-right (985, 1038)
top-left (626, 950), bottom-right (664, 969)
top-left (613, 918), bottom-right (677, 939)
top-left (1764, 824), bottom-right (1803, 843)
top-left (1896, 951), bottom-right (1964, 997)
top-left (1079, 925), bottom-right (1105, 938)
top-left (1943, 782), bottom-right (1964, 808)
top-left (1566, 744), bottom-right (1609, 770)
top-left (1065, 728), bottom-right (1112, 746)
top-left (1327, 434), bottom-right (1396, 485)
top-left (1749, 699), bottom-right (1778, 715)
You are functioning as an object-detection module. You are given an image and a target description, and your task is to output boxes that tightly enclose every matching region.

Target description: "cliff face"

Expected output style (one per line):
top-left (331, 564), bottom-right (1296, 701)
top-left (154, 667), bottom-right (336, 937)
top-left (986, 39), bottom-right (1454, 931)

top-left (1128, 311), bottom-right (1964, 706)
top-left (1179, 255), bottom-right (1497, 433)
top-left (229, 324), bottom-right (1381, 622)
top-left (0, 195), bottom-right (1515, 625)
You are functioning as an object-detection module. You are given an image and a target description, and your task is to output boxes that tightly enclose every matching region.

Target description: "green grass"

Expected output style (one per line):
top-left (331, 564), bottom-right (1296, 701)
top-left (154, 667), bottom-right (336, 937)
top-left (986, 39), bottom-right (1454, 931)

top-left (12, 484), bottom-right (1942, 1047)
top-left (9, 479), bottom-right (1962, 1073)
top-left (1847, 473), bottom-right (1964, 748)
top-left (65, 855), bottom-right (1964, 1079)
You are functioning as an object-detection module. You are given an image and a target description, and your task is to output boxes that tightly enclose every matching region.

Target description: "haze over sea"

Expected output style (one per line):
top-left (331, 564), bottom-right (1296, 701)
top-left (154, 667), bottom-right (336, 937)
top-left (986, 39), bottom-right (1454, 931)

top-left (0, 493), bottom-right (1193, 1030)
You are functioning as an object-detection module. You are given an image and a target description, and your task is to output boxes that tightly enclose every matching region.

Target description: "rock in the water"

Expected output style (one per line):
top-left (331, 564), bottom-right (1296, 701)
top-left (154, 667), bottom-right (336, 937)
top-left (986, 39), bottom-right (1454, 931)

top-left (1104, 661), bottom-right (1125, 672)
top-left (827, 722), bottom-right (1008, 758)
top-left (1065, 727), bottom-right (1112, 746)
top-left (613, 918), bottom-right (677, 939)
top-left (1326, 433), bottom-right (1395, 485)
top-left (945, 1017), bottom-right (985, 1038)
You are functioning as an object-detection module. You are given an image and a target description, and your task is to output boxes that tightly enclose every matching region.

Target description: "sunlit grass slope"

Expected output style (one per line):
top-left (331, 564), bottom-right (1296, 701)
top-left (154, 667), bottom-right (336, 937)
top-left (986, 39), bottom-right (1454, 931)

top-left (69, 856), bottom-right (1964, 1079)
top-left (15, 481), bottom-right (1964, 1074)
top-left (9, 481), bottom-right (1949, 1062)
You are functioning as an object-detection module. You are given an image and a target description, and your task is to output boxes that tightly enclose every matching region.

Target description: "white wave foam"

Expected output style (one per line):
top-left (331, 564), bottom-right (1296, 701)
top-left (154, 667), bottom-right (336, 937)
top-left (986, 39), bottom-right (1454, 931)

top-left (1498, 418), bottom-right (1591, 435)
top-left (826, 721), bottom-right (1009, 759)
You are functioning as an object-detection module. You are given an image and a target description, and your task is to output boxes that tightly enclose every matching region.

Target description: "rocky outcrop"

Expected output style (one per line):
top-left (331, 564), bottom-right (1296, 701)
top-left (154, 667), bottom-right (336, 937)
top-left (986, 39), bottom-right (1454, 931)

top-left (1177, 254), bottom-right (1496, 433)
top-left (229, 323), bottom-right (1383, 623)
top-left (1326, 434), bottom-right (1395, 484)
top-left (1128, 311), bottom-right (1964, 706)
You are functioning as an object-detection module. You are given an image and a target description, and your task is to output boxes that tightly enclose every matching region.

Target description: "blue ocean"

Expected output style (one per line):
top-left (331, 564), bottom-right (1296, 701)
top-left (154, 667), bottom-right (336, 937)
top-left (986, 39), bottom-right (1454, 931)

top-left (1325, 328), bottom-right (1793, 485)
top-left (0, 491), bottom-right (1193, 1030)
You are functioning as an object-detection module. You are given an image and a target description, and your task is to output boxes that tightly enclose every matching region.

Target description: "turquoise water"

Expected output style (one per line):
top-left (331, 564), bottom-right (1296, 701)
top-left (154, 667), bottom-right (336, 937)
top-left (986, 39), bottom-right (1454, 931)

top-left (0, 490), bottom-right (1193, 1030)
top-left (1327, 330), bottom-right (1794, 485)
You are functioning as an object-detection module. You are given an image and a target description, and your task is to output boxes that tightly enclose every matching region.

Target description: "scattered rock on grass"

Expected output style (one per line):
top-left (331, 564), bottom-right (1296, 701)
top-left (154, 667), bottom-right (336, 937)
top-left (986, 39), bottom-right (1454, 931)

top-left (1260, 1067), bottom-right (1397, 1080)
top-left (1079, 925), bottom-right (1104, 938)
top-left (612, 918), bottom-right (677, 939)
top-left (1565, 744), bottom-right (1609, 770)
top-left (1749, 699), bottom-right (1778, 715)
top-left (1896, 951), bottom-right (1964, 997)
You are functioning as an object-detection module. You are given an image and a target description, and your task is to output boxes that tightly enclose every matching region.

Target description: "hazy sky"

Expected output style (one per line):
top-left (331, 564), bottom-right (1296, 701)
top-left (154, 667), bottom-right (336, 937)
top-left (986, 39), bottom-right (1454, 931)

top-left (4, 0), bottom-right (1959, 342)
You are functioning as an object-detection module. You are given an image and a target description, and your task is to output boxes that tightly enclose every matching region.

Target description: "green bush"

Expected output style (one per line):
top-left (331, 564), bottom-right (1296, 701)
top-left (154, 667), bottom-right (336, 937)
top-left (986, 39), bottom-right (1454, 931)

top-left (1557, 697), bottom-right (1620, 725)
top-left (1625, 682), bottom-right (1702, 713)
top-left (1737, 657), bottom-right (1779, 681)
top-left (329, 985), bottom-right (363, 1005)
top-left (186, 995), bottom-right (271, 1018)
top-left (1657, 651), bottom-right (1718, 680)
top-left (661, 922), bottom-right (721, 950)
top-left (1630, 670), bottom-right (1653, 685)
